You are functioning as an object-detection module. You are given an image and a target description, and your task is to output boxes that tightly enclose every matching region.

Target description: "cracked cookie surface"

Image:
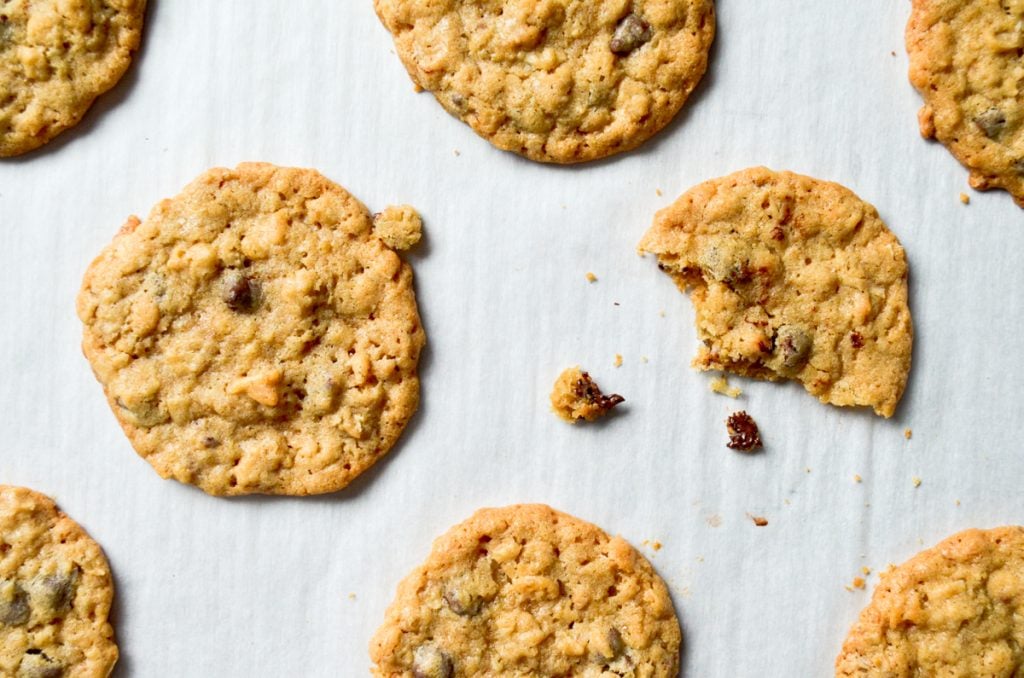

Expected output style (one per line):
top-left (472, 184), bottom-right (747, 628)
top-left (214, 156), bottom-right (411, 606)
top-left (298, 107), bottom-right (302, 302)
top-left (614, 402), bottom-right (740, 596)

top-left (836, 526), bottom-right (1024, 677)
top-left (0, 0), bottom-right (145, 157)
top-left (77, 163), bottom-right (426, 496)
top-left (907, 0), bottom-right (1024, 206)
top-left (373, 0), bottom-right (715, 163)
top-left (0, 485), bottom-right (117, 678)
top-left (370, 504), bottom-right (680, 677)
top-left (638, 167), bottom-right (912, 417)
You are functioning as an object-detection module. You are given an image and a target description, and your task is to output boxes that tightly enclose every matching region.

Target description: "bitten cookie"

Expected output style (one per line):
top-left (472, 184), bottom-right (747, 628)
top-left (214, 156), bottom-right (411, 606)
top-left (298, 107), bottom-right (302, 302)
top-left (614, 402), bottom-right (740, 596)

top-left (907, 0), bottom-right (1024, 206)
top-left (0, 0), bottom-right (145, 157)
top-left (836, 526), bottom-right (1024, 676)
top-left (373, 0), bottom-right (715, 164)
top-left (370, 504), bottom-right (680, 677)
top-left (0, 485), bottom-right (118, 677)
top-left (638, 167), bottom-right (913, 417)
top-left (77, 163), bottom-right (426, 496)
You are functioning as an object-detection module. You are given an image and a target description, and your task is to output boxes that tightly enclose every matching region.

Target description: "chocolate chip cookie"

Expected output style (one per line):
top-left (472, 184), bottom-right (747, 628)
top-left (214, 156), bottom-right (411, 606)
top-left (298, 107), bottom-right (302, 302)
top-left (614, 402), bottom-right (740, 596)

top-left (373, 0), bottom-right (715, 163)
top-left (0, 0), bottom-right (145, 157)
top-left (0, 485), bottom-right (117, 677)
top-left (907, 0), bottom-right (1024, 206)
top-left (370, 504), bottom-right (681, 677)
top-left (638, 167), bottom-right (913, 417)
top-left (836, 526), bottom-right (1024, 676)
top-left (77, 163), bottom-right (426, 496)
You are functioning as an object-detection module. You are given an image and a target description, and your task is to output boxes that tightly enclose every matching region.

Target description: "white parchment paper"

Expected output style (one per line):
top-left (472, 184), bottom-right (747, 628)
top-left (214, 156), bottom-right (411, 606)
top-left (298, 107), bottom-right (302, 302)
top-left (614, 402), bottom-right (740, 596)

top-left (1, 1), bottom-right (1023, 675)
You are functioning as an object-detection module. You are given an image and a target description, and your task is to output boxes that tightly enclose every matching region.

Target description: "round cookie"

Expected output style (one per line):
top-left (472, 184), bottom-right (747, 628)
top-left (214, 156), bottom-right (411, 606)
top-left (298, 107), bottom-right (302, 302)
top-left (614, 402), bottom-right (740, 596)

top-left (77, 163), bottom-right (426, 496)
top-left (0, 0), bottom-right (145, 157)
top-left (638, 167), bottom-right (913, 417)
top-left (906, 0), bottom-right (1024, 206)
top-left (373, 0), bottom-right (715, 164)
top-left (370, 504), bottom-right (681, 677)
top-left (0, 485), bottom-right (118, 677)
top-left (836, 526), bottom-right (1024, 676)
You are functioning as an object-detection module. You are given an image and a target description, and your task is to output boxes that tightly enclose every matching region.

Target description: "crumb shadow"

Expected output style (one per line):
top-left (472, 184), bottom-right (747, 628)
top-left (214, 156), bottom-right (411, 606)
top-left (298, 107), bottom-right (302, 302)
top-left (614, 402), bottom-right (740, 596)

top-left (2, 0), bottom-right (158, 163)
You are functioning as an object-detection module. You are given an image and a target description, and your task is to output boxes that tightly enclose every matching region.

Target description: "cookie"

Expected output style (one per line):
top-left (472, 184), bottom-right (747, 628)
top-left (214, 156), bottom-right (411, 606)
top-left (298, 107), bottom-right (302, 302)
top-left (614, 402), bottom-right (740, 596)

top-left (373, 0), bottom-right (715, 164)
top-left (77, 163), bottom-right (426, 496)
top-left (550, 366), bottom-right (624, 423)
top-left (638, 167), bottom-right (913, 417)
top-left (0, 485), bottom-right (118, 677)
top-left (836, 526), bottom-right (1024, 676)
top-left (907, 0), bottom-right (1024, 206)
top-left (0, 0), bottom-right (145, 157)
top-left (370, 504), bottom-right (680, 677)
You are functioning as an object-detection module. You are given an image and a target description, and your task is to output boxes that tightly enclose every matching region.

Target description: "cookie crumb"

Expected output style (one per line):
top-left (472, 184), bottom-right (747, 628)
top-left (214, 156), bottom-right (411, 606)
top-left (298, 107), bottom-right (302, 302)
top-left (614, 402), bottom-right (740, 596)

top-left (348, 593), bottom-right (357, 600)
top-left (641, 355), bottom-right (649, 364)
top-left (959, 192), bottom-right (969, 204)
top-left (750, 515), bottom-right (768, 527)
top-left (853, 474), bottom-right (862, 483)
top-left (726, 411), bottom-right (762, 451)
top-left (851, 577), bottom-right (866, 589)
top-left (613, 354), bottom-right (623, 368)
top-left (710, 374), bottom-right (742, 398)
top-left (912, 477), bottom-right (922, 488)
top-left (861, 566), bottom-right (871, 575)
top-left (904, 428), bottom-right (912, 440)
top-left (585, 272), bottom-right (597, 283)
top-left (373, 205), bottom-right (422, 250)
top-left (658, 310), bottom-right (666, 318)
top-left (890, 50), bottom-right (896, 56)
top-left (550, 367), bottom-right (625, 423)
top-left (656, 188), bottom-right (663, 197)
top-left (955, 499), bottom-right (961, 506)
top-left (454, 149), bottom-right (460, 156)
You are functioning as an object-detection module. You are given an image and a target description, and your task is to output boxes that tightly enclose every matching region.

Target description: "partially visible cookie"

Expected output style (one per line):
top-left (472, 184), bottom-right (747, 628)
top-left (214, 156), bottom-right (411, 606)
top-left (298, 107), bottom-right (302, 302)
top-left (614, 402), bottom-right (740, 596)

top-left (550, 366), bottom-right (624, 423)
top-left (373, 0), bottom-right (715, 163)
top-left (638, 167), bottom-right (913, 417)
top-left (77, 163), bottom-right (426, 496)
top-left (0, 0), bottom-right (145, 157)
top-left (836, 526), bottom-right (1024, 676)
top-left (370, 504), bottom-right (680, 677)
top-left (0, 485), bottom-right (117, 677)
top-left (907, 0), bottom-right (1024, 206)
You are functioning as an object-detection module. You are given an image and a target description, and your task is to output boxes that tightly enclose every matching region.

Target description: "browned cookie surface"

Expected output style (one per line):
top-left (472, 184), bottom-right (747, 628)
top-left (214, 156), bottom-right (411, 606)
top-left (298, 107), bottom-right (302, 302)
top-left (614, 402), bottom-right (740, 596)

top-left (0, 0), bottom-right (145, 156)
top-left (370, 504), bottom-right (680, 677)
top-left (373, 0), bottom-right (715, 163)
top-left (639, 167), bottom-right (912, 417)
top-left (907, 0), bottom-right (1024, 206)
top-left (836, 526), bottom-right (1024, 676)
top-left (0, 485), bottom-right (117, 678)
top-left (77, 163), bottom-right (425, 496)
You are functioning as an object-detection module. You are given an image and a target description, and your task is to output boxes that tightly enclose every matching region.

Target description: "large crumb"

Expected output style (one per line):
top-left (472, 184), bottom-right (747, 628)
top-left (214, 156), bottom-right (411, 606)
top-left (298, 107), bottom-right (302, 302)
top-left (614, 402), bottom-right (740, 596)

top-left (373, 205), bottom-right (422, 250)
top-left (550, 367), bottom-right (624, 423)
top-left (710, 374), bottom-right (742, 398)
top-left (726, 411), bottom-right (763, 451)
top-left (585, 272), bottom-right (597, 283)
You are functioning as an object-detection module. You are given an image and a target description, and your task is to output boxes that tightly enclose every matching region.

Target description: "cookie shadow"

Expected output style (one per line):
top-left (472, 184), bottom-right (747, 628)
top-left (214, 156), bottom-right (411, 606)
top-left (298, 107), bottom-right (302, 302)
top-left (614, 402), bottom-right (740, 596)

top-left (107, 561), bottom-right (133, 677)
top-left (1, 0), bottom-right (159, 163)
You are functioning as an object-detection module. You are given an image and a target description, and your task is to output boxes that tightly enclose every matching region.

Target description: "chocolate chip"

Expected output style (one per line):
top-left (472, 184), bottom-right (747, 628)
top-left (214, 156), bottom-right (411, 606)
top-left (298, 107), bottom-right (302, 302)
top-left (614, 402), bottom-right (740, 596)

top-left (18, 651), bottom-right (64, 678)
top-left (412, 644), bottom-right (453, 678)
top-left (202, 436), bottom-right (221, 448)
top-left (33, 571), bottom-right (78, 616)
top-left (774, 325), bottom-right (811, 371)
top-left (850, 331), bottom-right (864, 349)
top-left (974, 107), bottom-right (1007, 139)
top-left (443, 585), bottom-right (482, 616)
top-left (573, 372), bottom-right (625, 416)
top-left (0, 581), bottom-right (29, 626)
top-left (726, 411), bottom-right (763, 452)
top-left (223, 272), bottom-right (258, 312)
top-left (610, 13), bottom-right (652, 55)
top-left (606, 627), bottom-right (625, 658)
